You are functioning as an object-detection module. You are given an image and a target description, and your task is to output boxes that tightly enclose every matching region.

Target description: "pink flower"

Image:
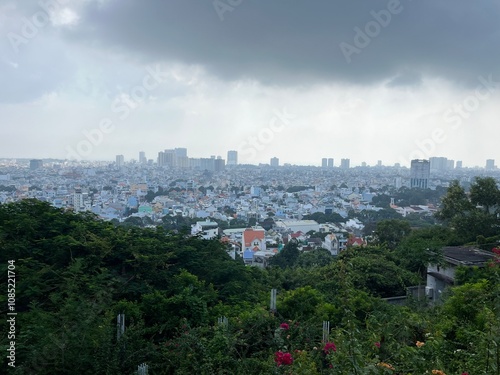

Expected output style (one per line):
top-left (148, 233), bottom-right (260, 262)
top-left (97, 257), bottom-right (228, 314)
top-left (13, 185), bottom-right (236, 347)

top-left (461, 373), bottom-right (469, 375)
top-left (275, 351), bottom-right (293, 366)
top-left (375, 342), bottom-right (381, 348)
top-left (280, 322), bottom-right (290, 330)
top-left (323, 342), bottom-right (337, 354)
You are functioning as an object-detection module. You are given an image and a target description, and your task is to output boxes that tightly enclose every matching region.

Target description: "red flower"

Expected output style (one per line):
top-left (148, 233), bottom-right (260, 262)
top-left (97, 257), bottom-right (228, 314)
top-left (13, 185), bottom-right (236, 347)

top-left (280, 322), bottom-right (290, 330)
top-left (375, 342), bottom-right (381, 348)
top-left (461, 373), bottom-right (469, 375)
top-left (492, 248), bottom-right (500, 265)
top-left (323, 342), bottom-right (337, 354)
top-left (275, 351), bottom-right (293, 366)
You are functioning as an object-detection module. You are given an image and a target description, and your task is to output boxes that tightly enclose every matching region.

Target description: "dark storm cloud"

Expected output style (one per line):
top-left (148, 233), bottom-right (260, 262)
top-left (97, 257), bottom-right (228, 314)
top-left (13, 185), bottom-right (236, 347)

top-left (69, 0), bottom-right (500, 86)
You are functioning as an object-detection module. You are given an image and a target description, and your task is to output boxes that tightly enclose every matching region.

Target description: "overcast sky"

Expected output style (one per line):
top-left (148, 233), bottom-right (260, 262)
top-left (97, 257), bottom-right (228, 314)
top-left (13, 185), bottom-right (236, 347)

top-left (1, 0), bottom-right (499, 167)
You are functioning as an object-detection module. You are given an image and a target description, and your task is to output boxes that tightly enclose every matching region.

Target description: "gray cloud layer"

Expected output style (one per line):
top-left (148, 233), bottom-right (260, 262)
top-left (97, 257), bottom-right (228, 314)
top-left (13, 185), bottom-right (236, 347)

top-left (69, 0), bottom-right (500, 86)
top-left (1, 0), bottom-right (499, 165)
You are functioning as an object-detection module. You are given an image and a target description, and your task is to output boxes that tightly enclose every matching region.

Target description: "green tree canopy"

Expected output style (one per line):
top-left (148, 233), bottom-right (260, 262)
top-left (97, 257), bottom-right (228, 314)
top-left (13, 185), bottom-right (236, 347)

top-left (374, 219), bottom-right (412, 249)
top-left (268, 241), bottom-right (300, 269)
top-left (470, 176), bottom-right (500, 213)
top-left (436, 179), bottom-right (500, 242)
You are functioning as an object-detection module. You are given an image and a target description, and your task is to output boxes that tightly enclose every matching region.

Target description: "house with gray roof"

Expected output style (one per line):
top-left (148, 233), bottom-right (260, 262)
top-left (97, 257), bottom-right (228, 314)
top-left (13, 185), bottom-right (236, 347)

top-left (426, 246), bottom-right (495, 302)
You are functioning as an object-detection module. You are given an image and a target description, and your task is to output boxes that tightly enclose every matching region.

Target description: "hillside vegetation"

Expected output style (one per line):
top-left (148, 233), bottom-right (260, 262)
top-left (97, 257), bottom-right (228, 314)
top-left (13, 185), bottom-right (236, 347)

top-left (1, 179), bottom-right (499, 374)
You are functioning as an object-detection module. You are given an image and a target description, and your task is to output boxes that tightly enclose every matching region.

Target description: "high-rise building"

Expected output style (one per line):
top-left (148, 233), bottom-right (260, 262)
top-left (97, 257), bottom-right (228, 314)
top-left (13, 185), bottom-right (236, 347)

top-left (139, 151), bottom-right (147, 164)
top-left (175, 148), bottom-right (187, 158)
top-left (115, 155), bottom-right (125, 167)
top-left (394, 176), bottom-right (402, 189)
top-left (327, 158), bottom-right (334, 168)
top-left (341, 158), bottom-right (350, 169)
top-left (176, 156), bottom-right (189, 169)
top-left (29, 159), bottom-right (43, 170)
top-left (377, 160), bottom-right (382, 167)
top-left (410, 159), bottom-right (430, 189)
top-left (72, 188), bottom-right (85, 212)
top-left (429, 157), bottom-right (448, 172)
top-left (227, 150), bottom-right (238, 165)
top-left (158, 149), bottom-right (175, 167)
top-left (189, 157), bottom-right (222, 171)
top-left (188, 158), bottom-right (200, 169)
top-left (270, 157), bottom-right (279, 167)
top-left (155, 148), bottom-right (188, 168)
top-left (157, 151), bottom-right (165, 166)
top-left (447, 159), bottom-right (455, 170)
top-left (202, 158), bottom-right (215, 171)
top-left (486, 159), bottom-right (495, 170)
top-left (456, 160), bottom-right (463, 169)
top-left (214, 157), bottom-right (225, 172)
top-left (321, 158), bottom-right (327, 168)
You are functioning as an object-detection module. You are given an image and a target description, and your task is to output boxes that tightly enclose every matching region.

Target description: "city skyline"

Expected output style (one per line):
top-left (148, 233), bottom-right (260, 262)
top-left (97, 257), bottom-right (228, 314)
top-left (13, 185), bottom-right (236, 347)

top-left (10, 153), bottom-right (498, 170)
top-left (1, 1), bottom-right (499, 167)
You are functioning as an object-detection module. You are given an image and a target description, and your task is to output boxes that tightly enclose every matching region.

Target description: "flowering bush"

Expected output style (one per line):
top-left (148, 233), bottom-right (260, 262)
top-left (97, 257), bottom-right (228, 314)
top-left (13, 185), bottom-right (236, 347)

top-left (160, 253), bottom-right (498, 374)
top-left (280, 322), bottom-right (290, 330)
top-left (323, 342), bottom-right (337, 354)
top-left (275, 351), bottom-right (293, 366)
top-left (492, 247), bottom-right (500, 265)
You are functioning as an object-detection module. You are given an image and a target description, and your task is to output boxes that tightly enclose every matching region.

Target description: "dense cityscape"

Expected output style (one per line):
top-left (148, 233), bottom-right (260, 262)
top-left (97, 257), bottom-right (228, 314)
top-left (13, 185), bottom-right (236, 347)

top-left (1, 151), bottom-right (499, 263)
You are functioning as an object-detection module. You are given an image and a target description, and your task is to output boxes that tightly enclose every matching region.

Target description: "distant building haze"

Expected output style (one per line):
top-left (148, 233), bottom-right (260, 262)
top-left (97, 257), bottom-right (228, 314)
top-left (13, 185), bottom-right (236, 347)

top-left (410, 159), bottom-right (430, 189)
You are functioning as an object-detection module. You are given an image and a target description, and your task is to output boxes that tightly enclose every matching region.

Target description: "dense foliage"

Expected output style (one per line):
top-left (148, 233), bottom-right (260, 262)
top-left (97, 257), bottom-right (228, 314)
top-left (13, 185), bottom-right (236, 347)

top-left (1, 185), bottom-right (499, 374)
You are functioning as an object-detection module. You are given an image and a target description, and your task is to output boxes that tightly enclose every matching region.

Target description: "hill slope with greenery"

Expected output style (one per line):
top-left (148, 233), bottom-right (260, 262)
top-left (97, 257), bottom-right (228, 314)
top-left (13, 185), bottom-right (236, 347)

top-left (0, 196), bottom-right (499, 374)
